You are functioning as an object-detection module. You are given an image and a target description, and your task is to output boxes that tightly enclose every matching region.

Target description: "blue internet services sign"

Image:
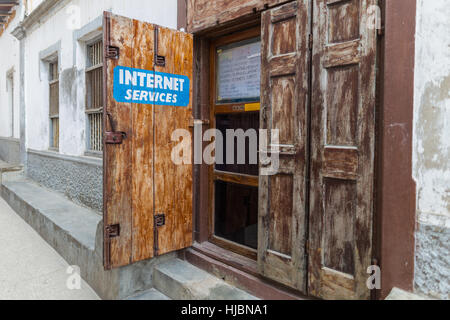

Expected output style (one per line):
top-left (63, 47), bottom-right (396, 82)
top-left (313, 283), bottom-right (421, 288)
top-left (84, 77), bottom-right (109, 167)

top-left (113, 66), bottom-right (190, 107)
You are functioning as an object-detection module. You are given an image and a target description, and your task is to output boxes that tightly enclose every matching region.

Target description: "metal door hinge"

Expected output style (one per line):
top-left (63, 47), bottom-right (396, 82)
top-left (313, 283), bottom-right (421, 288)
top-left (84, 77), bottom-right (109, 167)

top-left (106, 45), bottom-right (120, 60)
top-left (154, 27), bottom-right (166, 67)
top-left (154, 214), bottom-right (166, 227)
top-left (106, 224), bottom-right (120, 238)
top-left (153, 214), bottom-right (165, 256)
top-left (104, 15), bottom-right (119, 61)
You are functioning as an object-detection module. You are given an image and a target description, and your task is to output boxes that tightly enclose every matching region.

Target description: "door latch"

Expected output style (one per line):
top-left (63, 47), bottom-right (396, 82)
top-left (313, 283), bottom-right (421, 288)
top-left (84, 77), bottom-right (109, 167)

top-left (105, 112), bottom-right (127, 144)
top-left (105, 131), bottom-right (126, 144)
top-left (154, 26), bottom-right (166, 67)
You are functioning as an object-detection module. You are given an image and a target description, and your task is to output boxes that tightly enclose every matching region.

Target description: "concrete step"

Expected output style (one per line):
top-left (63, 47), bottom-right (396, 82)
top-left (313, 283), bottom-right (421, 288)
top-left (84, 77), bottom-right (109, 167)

top-left (0, 173), bottom-right (256, 300)
top-left (126, 288), bottom-right (171, 300)
top-left (1, 176), bottom-right (101, 251)
top-left (0, 174), bottom-right (176, 300)
top-left (153, 258), bottom-right (258, 300)
top-left (0, 160), bottom-right (22, 185)
top-left (0, 160), bottom-right (22, 173)
top-left (386, 288), bottom-right (434, 300)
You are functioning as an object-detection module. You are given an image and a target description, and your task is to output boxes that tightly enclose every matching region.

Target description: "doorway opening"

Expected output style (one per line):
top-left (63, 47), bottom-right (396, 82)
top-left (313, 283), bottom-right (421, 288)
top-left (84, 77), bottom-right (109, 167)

top-left (209, 28), bottom-right (261, 260)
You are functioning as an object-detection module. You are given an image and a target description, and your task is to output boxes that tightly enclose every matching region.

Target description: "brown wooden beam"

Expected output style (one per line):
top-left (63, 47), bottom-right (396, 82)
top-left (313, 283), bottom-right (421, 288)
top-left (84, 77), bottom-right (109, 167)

top-left (378, 0), bottom-right (417, 299)
top-left (0, 1), bottom-right (19, 5)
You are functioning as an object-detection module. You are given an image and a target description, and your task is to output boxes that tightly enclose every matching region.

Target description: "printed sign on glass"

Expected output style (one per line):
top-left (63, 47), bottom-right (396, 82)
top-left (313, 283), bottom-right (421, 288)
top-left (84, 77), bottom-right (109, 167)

top-left (113, 66), bottom-right (190, 107)
top-left (216, 38), bottom-right (261, 104)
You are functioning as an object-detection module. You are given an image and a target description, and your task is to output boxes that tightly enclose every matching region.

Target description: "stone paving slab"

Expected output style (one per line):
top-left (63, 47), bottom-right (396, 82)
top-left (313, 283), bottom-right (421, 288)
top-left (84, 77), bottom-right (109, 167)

top-left (0, 197), bottom-right (99, 300)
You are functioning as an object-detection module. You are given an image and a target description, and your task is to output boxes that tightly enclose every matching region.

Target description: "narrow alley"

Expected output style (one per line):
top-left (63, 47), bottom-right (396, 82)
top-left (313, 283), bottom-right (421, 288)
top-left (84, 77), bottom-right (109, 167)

top-left (0, 197), bottom-right (99, 300)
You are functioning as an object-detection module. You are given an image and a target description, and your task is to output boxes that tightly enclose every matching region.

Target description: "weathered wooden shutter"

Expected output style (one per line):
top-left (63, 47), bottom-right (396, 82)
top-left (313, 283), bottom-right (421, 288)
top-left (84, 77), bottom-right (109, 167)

top-left (103, 12), bottom-right (193, 269)
top-left (308, 0), bottom-right (377, 299)
top-left (258, 1), bottom-right (311, 292)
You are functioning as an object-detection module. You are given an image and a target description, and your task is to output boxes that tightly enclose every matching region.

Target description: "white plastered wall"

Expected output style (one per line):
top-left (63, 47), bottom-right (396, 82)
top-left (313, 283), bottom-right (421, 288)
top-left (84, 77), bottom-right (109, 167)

top-left (0, 10), bottom-right (21, 139)
top-left (413, 0), bottom-right (450, 299)
top-left (24, 0), bottom-right (178, 155)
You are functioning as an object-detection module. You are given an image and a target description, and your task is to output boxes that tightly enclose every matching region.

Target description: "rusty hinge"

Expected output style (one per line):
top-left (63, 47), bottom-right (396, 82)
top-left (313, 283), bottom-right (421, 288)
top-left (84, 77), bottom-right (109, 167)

top-left (104, 14), bottom-right (120, 60)
top-left (154, 26), bottom-right (166, 67)
top-left (106, 224), bottom-right (120, 238)
top-left (154, 214), bottom-right (166, 227)
top-left (104, 223), bottom-right (120, 269)
top-left (153, 213), bottom-right (165, 256)
top-left (105, 112), bottom-right (127, 144)
top-left (308, 34), bottom-right (313, 51)
top-left (106, 45), bottom-right (120, 60)
top-left (305, 239), bottom-right (310, 255)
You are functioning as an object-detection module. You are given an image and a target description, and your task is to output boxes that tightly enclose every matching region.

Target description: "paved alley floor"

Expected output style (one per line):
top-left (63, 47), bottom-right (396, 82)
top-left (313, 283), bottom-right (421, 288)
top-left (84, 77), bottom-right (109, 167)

top-left (0, 197), bottom-right (100, 300)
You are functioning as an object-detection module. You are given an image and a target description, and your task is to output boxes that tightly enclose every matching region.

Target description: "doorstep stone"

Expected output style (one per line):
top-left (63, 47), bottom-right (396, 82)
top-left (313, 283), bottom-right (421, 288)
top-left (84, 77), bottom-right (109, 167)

top-left (153, 258), bottom-right (258, 300)
top-left (385, 287), bottom-right (433, 300)
top-left (126, 288), bottom-right (171, 300)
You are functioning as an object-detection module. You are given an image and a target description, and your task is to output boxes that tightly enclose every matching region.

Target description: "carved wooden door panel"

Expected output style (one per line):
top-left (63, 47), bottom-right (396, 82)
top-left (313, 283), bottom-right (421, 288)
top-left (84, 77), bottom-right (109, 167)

top-left (308, 0), bottom-right (377, 299)
top-left (258, 1), bottom-right (311, 293)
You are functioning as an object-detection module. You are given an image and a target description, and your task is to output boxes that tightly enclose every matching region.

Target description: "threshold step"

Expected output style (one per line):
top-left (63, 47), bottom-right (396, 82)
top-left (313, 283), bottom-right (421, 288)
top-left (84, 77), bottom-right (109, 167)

top-left (126, 288), bottom-right (171, 300)
top-left (153, 258), bottom-right (258, 300)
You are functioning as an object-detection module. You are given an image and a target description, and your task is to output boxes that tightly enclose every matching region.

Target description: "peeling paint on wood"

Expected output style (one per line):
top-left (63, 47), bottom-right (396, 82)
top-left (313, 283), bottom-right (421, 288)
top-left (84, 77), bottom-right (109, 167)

top-left (308, 0), bottom-right (377, 300)
top-left (187, 0), bottom-right (291, 33)
top-left (258, 0), bottom-right (310, 294)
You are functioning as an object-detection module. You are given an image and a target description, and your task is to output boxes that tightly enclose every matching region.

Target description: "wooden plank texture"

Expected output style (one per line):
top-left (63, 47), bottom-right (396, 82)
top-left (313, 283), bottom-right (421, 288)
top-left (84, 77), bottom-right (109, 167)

top-left (103, 13), bottom-right (193, 268)
top-left (258, 0), bottom-right (310, 293)
top-left (187, 0), bottom-right (290, 33)
top-left (131, 20), bottom-right (155, 262)
top-left (309, 0), bottom-right (377, 300)
top-left (153, 26), bottom-right (194, 256)
top-left (103, 12), bottom-right (134, 268)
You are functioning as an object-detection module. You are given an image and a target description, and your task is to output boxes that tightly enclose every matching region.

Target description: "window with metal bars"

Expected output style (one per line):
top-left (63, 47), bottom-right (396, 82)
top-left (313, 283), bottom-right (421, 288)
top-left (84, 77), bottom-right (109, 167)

top-left (86, 40), bottom-right (104, 152)
top-left (49, 61), bottom-right (59, 150)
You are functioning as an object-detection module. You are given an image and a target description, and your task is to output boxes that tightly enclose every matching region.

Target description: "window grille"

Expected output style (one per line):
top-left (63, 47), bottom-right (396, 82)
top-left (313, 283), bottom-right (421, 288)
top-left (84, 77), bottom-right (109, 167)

top-left (49, 61), bottom-right (59, 150)
top-left (86, 40), bottom-right (104, 152)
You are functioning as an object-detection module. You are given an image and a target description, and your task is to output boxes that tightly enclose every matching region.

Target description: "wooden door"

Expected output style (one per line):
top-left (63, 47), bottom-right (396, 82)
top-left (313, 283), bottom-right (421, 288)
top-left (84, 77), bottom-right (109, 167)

top-left (258, 1), bottom-right (311, 293)
top-left (308, 0), bottom-right (377, 299)
top-left (103, 12), bottom-right (193, 269)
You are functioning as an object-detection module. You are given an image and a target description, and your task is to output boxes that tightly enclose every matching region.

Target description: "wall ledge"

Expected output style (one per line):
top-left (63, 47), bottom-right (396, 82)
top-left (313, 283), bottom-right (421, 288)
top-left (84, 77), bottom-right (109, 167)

top-left (0, 136), bottom-right (20, 143)
top-left (27, 149), bottom-right (102, 167)
top-left (417, 211), bottom-right (450, 229)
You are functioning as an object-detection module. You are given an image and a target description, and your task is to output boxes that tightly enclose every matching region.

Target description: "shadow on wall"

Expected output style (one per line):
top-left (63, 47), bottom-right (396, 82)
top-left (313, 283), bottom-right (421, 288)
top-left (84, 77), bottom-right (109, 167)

top-left (0, 137), bottom-right (20, 165)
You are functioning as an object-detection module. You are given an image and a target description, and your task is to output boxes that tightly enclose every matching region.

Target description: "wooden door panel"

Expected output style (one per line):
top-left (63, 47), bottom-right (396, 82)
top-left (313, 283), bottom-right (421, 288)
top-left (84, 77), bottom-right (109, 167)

top-left (103, 13), bottom-right (134, 269)
top-left (103, 13), bottom-right (193, 269)
top-left (154, 26), bottom-right (194, 256)
top-left (309, 0), bottom-right (377, 300)
top-left (131, 20), bottom-right (155, 262)
top-left (258, 1), bottom-right (310, 293)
